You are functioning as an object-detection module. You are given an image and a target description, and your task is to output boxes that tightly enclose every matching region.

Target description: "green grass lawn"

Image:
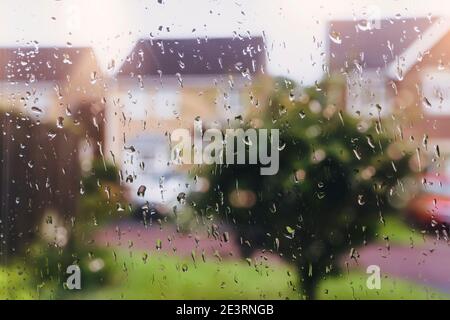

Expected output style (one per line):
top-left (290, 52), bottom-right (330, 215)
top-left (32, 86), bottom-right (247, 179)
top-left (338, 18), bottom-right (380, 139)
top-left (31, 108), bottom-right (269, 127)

top-left (0, 265), bottom-right (38, 300)
top-left (77, 251), bottom-right (298, 300)
top-left (375, 215), bottom-right (427, 246)
top-left (70, 250), bottom-right (449, 300)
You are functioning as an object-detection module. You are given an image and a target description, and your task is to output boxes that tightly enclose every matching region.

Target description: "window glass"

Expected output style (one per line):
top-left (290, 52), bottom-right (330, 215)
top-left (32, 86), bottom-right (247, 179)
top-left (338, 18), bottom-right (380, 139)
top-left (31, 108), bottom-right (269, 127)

top-left (153, 89), bottom-right (180, 119)
top-left (422, 70), bottom-right (450, 115)
top-left (3, 0), bottom-right (450, 304)
top-left (120, 89), bottom-right (150, 120)
top-left (347, 71), bottom-right (390, 117)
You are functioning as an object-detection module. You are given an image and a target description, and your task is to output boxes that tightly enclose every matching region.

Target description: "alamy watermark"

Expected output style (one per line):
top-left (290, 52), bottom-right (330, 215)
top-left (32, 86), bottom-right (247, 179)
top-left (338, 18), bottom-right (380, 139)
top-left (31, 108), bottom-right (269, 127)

top-left (366, 264), bottom-right (381, 290)
top-left (170, 120), bottom-right (280, 175)
top-left (66, 264), bottom-right (81, 290)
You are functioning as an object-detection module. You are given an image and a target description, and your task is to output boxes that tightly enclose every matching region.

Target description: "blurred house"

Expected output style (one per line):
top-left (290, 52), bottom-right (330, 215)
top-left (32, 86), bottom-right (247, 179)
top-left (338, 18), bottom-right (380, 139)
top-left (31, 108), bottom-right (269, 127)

top-left (0, 46), bottom-right (105, 255)
top-left (107, 37), bottom-right (266, 206)
top-left (0, 46), bottom-right (107, 155)
top-left (0, 47), bottom-right (104, 116)
top-left (328, 17), bottom-right (450, 151)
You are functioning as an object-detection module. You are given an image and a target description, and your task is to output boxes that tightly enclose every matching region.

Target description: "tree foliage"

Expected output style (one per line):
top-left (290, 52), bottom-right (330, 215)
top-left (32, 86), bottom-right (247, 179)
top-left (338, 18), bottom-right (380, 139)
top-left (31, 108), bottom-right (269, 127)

top-left (190, 77), bottom-right (413, 299)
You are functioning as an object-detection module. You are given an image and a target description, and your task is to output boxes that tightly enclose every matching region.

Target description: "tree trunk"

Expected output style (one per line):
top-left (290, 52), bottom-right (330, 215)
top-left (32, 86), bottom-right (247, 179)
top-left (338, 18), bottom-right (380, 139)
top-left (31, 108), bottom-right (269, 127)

top-left (299, 265), bottom-right (317, 300)
top-left (301, 278), bottom-right (317, 300)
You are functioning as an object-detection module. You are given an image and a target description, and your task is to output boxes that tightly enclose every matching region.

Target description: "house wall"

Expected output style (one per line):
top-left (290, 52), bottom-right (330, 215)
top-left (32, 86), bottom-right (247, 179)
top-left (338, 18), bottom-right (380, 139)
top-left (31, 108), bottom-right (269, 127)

top-left (62, 50), bottom-right (106, 109)
top-left (0, 81), bottom-right (56, 120)
top-left (0, 50), bottom-right (107, 161)
top-left (394, 32), bottom-right (450, 151)
top-left (0, 50), bottom-right (104, 123)
top-left (105, 75), bottom-right (251, 167)
top-left (104, 74), bottom-right (256, 204)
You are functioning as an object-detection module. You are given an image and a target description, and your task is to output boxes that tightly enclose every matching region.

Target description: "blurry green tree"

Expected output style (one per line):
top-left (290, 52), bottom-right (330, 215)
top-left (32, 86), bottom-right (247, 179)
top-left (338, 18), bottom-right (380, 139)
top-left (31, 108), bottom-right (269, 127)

top-left (190, 76), bottom-right (413, 299)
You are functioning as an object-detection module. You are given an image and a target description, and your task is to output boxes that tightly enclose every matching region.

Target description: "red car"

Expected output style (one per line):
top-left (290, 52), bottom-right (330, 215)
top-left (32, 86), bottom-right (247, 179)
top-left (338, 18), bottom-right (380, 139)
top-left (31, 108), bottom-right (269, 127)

top-left (405, 173), bottom-right (450, 226)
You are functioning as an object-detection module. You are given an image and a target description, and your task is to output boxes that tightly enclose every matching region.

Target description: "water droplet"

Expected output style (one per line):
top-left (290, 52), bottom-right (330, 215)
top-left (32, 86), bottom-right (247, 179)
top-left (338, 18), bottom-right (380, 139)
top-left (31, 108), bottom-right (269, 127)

top-left (62, 54), bottom-right (72, 64)
top-left (357, 194), bottom-right (365, 205)
top-left (177, 192), bottom-right (186, 204)
top-left (137, 185), bottom-right (146, 197)
top-left (56, 117), bottom-right (64, 128)
top-left (299, 110), bottom-right (306, 119)
top-left (156, 239), bottom-right (162, 250)
top-left (90, 71), bottom-right (97, 84)
top-left (31, 106), bottom-right (43, 114)
top-left (329, 31), bottom-right (342, 44)
top-left (353, 149), bottom-right (362, 160)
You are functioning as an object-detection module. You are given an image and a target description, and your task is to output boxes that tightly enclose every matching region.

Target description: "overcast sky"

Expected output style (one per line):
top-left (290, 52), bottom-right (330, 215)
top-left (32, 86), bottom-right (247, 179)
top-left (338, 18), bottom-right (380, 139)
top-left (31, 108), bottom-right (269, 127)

top-left (2, 0), bottom-right (450, 85)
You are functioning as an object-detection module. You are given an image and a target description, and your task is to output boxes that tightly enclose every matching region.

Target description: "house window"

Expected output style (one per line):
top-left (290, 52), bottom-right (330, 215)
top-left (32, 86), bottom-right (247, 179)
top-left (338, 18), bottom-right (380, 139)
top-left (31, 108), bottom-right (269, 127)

top-left (346, 71), bottom-right (389, 117)
top-left (217, 90), bottom-right (243, 120)
top-left (122, 133), bottom-right (186, 204)
top-left (0, 82), bottom-right (53, 118)
top-left (121, 89), bottom-right (149, 120)
top-left (153, 89), bottom-right (180, 119)
top-left (422, 71), bottom-right (450, 115)
top-left (122, 134), bottom-right (170, 202)
top-left (123, 134), bottom-right (170, 177)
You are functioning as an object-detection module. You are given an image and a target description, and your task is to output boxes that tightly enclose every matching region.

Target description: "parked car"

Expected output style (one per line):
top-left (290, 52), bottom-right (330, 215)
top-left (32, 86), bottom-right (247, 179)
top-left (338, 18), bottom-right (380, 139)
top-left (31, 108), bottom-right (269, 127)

top-left (405, 172), bottom-right (450, 226)
top-left (123, 135), bottom-right (190, 216)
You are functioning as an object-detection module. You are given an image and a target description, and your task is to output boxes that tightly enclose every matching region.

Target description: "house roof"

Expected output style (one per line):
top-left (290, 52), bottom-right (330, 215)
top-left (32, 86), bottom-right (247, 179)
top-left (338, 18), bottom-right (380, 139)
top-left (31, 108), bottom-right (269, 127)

top-left (385, 18), bottom-right (450, 79)
top-left (118, 37), bottom-right (266, 77)
top-left (328, 17), bottom-right (437, 74)
top-left (0, 47), bottom-right (97, 82)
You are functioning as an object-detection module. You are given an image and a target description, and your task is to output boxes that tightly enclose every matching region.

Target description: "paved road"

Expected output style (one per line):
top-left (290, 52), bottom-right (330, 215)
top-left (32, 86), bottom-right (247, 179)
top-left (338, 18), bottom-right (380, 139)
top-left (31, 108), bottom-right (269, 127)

top-left (344, 240), bottom-right (450, 292)
top-left (94, 221), bottom-right (240, 260)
